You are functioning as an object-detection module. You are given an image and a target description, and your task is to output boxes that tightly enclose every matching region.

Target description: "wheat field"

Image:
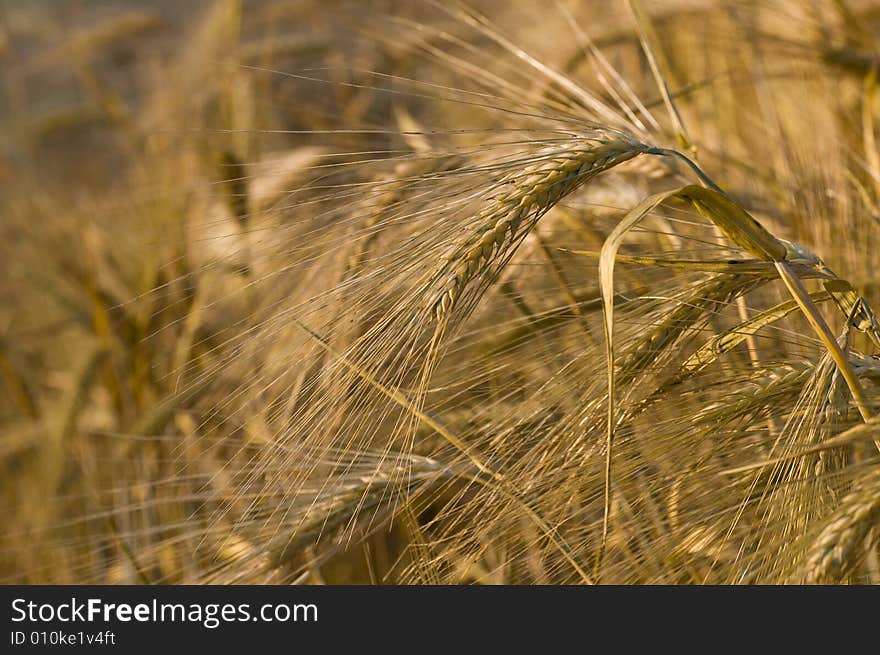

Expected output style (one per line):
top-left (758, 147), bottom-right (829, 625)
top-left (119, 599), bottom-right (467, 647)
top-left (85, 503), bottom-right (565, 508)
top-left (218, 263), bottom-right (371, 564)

top-left (2, 0), bottom-right (880, 584)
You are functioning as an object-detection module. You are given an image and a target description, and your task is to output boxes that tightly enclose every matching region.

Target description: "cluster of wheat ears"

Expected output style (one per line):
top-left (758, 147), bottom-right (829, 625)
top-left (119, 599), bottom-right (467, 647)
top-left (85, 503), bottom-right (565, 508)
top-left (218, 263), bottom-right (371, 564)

top-left (2, 0), bottom-right (880, 584)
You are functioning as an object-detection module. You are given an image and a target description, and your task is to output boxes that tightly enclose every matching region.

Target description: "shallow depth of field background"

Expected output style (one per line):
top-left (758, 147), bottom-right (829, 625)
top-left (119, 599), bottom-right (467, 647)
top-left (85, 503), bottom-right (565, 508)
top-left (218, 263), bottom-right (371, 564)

top-left (2, 0), bottom-right (879, 584)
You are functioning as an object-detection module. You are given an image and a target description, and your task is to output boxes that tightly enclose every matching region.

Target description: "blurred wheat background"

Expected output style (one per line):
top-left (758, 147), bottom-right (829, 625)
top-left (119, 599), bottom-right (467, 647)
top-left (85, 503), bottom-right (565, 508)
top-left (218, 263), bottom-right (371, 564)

top-left (2, 0), bottom-right (880, 584)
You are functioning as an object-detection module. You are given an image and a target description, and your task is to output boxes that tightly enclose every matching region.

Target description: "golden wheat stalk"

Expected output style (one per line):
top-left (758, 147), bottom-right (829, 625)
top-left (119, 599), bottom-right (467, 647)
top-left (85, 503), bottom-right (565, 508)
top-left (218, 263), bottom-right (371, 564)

top-left (804, 468), bottom-right (880, 583)
top-left (432, 131), bottom-right (648, 320)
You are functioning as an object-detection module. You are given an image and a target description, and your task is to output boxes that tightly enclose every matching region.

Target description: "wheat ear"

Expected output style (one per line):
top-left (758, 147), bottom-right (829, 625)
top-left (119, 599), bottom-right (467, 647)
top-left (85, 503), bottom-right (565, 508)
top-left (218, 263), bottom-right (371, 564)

top-left (804, 468), bottom-right (880, 583)
top-left (432, 132), bottom-right (648, 320)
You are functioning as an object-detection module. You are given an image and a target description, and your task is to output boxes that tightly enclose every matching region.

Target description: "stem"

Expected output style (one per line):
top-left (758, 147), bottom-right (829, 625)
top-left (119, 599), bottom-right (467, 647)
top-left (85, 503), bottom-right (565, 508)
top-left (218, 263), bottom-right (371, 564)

top-left (645, 147), bottom-right (726, 194)
top-left (775, 261), bottom-right (874, 425)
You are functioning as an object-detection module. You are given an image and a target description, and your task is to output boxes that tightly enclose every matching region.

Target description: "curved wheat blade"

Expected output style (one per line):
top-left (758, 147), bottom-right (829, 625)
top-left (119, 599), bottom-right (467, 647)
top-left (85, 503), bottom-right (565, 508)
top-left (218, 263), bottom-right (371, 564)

top-left (597, 187), bottom-right (682, 577)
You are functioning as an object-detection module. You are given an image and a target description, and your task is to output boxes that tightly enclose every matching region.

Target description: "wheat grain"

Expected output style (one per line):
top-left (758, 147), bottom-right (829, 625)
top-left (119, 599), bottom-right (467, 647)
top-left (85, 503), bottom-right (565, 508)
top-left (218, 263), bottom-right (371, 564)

top-left (432, 131), bottom-right (648, 320)
top-left (804, 468), bottom-right (880, 583)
